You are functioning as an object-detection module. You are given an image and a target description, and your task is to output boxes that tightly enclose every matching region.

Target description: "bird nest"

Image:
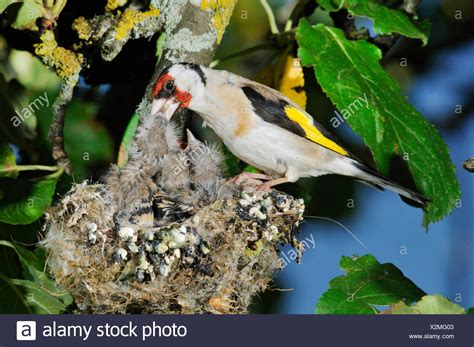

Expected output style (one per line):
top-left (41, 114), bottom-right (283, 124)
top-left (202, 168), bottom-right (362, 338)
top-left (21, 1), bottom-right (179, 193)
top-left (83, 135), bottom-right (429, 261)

top-left (42, 99), bottom-right (306, 313)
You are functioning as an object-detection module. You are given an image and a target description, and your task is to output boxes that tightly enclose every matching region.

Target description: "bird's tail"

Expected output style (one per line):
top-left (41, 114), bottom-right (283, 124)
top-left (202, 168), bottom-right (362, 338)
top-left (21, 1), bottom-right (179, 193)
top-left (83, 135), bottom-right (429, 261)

top-left (337, 158), bottom-right (429, 208)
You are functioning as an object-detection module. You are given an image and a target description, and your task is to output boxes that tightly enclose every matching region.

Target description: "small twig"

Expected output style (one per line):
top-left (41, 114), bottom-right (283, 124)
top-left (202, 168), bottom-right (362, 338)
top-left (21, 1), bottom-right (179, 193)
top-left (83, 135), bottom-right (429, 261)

top-left (49, 77), bottom-right (79, 174)
top-left (285, 0), bottom-right (317, 31)
top-left (0, 165), bottom-right (59, 174)
top-left (211, 43), bottom-right (276, 67)
top-left (259, 0), bottom-right (279, 34)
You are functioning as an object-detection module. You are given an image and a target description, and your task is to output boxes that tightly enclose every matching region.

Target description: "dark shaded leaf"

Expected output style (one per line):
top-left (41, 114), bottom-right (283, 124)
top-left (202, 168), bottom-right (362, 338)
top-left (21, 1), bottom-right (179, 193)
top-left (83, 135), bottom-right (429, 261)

top-left (0, 172), bottom-right (60, 225)
top-left (0, 274), bottom-right (31, 313)
top-left (0, 241), bottom-right (72, 312)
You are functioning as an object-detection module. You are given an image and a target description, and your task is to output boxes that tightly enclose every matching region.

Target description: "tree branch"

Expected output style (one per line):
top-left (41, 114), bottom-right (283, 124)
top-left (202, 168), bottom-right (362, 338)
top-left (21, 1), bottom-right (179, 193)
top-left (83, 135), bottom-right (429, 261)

top-left (49, 77), bottom-right (78, 174)
top-left (146, 0), bottom-right (238, 100)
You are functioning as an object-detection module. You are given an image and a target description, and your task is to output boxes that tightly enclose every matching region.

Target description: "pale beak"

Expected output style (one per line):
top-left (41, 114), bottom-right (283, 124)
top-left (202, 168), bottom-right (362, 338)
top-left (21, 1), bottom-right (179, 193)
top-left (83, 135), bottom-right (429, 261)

top-left (150, 98), bottom-right (181, 120)
top-left (186, 128), bottom-right (198, 144)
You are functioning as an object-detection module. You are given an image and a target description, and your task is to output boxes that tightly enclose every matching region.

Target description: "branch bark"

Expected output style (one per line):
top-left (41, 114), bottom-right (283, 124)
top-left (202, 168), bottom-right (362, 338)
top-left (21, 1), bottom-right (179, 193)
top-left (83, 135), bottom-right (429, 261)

top-left (146, 0), bottom-right (238, 100)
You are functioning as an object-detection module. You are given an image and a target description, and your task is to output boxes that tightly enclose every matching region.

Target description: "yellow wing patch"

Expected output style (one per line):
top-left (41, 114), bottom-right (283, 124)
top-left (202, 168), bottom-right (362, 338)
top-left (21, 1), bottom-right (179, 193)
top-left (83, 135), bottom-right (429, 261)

top-left (284, 106), bottom-right (349, 157)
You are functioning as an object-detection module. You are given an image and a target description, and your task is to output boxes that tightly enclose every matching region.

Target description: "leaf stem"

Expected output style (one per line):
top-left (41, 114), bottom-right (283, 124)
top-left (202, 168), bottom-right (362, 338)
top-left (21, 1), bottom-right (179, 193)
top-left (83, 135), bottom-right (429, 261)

top-left (45, 166), bottom-right (64, 179)
top-left (12, 165), bottom-right (59, 173)
top-left (259, 0), bottom-right (279, 34)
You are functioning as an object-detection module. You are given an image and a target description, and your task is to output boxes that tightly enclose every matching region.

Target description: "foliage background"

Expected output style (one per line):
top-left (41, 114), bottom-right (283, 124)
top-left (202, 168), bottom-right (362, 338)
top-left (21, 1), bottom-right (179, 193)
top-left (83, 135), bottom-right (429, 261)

top-left (0, 0), bottom-right (472, 313)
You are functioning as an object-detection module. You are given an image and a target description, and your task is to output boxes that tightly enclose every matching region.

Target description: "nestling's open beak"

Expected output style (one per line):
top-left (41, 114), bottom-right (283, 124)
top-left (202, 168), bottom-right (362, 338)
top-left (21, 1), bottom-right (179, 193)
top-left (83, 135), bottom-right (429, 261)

top-left (150, 98), bottom-right (181, 120)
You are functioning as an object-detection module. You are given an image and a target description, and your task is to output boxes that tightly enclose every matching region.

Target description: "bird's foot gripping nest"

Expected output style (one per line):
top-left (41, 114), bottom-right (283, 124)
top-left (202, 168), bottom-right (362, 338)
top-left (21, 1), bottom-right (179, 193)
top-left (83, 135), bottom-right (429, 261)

top-left (42, 100), bottom-right (307, 314)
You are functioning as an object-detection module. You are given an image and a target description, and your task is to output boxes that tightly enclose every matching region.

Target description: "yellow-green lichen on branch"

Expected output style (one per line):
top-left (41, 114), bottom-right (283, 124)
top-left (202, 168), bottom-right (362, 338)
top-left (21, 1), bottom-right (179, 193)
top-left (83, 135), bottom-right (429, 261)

top-left (72, 17), bottom-right (92, 41)
top-left (115, 6), bottom-right (160, 41)
top-left (200, 0), bottom-right (237, 44)
top-left (34, 31), bottom-right (84, 79)
top-left (106, 0), bottom-right (129, 12)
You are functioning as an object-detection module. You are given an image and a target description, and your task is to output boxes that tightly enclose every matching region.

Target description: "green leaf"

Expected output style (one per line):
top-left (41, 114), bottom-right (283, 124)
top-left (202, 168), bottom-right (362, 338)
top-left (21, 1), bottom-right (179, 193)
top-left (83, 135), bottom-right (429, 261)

top-left (467, 307), bottom-right (474, 314)
top-left (243, 165), bottom-right (260, 173)
top-left (0, 74), bottom-right (38, 147)
top-left (10, 279), bottom-right (67, 313)
top-left (1, 1), bottom-right (45, 31)
top-left (388, 294), bottom-right (466, 314)
top-left (316, 0), bottom-right (430, 45)
top-left (9, 50), bottom-right (61, 92)
top-left (0, 0), bottom-right (15, 13)
top-left (0, 246), bottom-right (22, 277)
top-left (0, 274), bottom-right (32, 313)
top-left (0, 241), bottom-right (73, 313)
top-left (297, 21), bottom-right (460, 225)
top-left (0, 240), bottom-right (43, 273)
top-left (316, 254), bottom-right (426, 314)
top-left (64, 101), bottom-right (114, 174)
top-left (317, 0), bottom-right (344, 11)
top-left (0, 143), bottom-right (18, 178)
top-left (223, 145), bottom-right (244, 177)
top-left (0, 171), bottom-right (60, 225)
top-left (117, 113), bottom-right (139, 167)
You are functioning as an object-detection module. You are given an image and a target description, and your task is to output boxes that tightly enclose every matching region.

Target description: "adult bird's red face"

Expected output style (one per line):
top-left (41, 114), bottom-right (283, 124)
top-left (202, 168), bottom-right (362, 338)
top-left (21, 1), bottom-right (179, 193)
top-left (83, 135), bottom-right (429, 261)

top-left (150, 63), bottom-right (201, 120)
top-left (150, 73), bottom-right (187, 120)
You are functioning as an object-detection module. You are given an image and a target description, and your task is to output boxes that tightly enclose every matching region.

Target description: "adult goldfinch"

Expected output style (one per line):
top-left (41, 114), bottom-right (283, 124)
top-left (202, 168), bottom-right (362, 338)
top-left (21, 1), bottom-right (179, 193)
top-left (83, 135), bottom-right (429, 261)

top-left (150, 63), bottom-right (427, 206)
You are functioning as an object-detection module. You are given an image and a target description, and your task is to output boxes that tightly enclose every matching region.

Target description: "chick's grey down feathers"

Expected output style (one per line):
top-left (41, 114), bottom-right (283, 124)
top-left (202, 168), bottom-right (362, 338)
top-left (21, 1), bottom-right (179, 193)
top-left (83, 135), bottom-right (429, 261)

top-left (104, 98), bottom-right (228, 229)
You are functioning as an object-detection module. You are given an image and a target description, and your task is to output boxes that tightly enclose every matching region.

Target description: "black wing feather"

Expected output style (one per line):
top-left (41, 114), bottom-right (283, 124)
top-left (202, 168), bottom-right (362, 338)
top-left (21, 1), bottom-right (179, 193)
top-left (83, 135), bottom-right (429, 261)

top-left (242, 86), bottom-right (306, 137)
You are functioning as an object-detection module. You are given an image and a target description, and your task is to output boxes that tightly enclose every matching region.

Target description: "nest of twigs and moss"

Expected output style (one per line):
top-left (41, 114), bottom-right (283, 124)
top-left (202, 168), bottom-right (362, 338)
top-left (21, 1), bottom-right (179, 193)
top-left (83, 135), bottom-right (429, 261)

top-left (43, 183), bottom-right (304, 313)
top-left (42, 99), bottom-right (306, 314)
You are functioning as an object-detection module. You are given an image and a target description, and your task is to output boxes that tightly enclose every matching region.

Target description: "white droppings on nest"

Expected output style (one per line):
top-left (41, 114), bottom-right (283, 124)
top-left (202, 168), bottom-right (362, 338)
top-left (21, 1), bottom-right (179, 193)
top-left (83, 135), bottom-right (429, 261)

top-left (118, 227), bottom-right (135, 241)
top-left (87, 223), bottom-right (98, 244)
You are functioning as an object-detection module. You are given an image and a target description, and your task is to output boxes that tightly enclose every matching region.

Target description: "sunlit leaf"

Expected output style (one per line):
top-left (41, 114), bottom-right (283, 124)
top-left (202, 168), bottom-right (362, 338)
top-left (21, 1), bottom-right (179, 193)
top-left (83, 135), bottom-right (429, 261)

top-left (9, 50), bottom-right (61, 92)
top-left (1, 1), bottom-right (44, 31)
top-left (0, 0), bottom-right (15, 13)
top-left (387, 294), bottom-right (466, 314)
